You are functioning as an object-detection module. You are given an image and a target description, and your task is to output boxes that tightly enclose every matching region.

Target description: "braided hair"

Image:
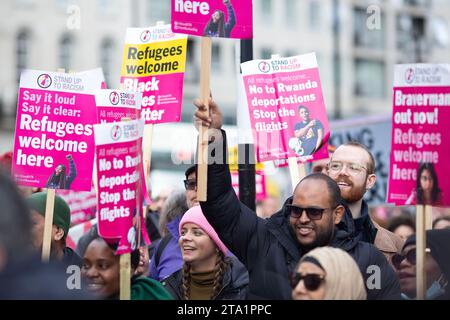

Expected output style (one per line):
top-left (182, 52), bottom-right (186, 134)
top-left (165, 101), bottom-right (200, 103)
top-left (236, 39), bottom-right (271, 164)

top-left (212, 251), bottom-right (229, 299)
top-left (181, 262), bottom-right (191, 300)
top-left (181, 250), bottom-right (230, 300)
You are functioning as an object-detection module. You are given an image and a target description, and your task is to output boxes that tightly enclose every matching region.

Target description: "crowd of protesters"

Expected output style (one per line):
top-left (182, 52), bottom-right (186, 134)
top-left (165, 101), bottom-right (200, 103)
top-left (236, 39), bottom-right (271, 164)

top-left (0, 97), bottom-right (449, 300)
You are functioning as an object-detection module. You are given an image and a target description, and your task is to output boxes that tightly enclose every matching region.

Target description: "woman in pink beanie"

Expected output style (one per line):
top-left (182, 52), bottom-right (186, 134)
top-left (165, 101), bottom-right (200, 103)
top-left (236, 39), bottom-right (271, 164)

top-left (161, 206), bottom-right (248, 300)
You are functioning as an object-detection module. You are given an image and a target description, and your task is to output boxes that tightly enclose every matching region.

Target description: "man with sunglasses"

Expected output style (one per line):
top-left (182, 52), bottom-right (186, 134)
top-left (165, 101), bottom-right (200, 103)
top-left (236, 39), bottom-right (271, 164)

top-left (327, 142), bottom-right (404, 267)
top-left (194, 98), bottom-right (401, 300)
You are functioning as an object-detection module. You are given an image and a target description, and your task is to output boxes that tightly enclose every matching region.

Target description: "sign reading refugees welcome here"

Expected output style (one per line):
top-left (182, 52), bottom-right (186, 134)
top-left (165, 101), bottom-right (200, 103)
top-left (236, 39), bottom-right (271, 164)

top-left (12, 69), bottom-right (104, 191)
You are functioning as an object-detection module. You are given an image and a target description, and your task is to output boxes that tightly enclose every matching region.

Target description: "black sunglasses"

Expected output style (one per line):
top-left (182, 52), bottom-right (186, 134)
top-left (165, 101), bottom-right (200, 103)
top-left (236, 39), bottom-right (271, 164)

top-left (286, 204), bottom-right (332, 221)
top-left (183, 179), bottom-right (197, 191)
top-left (392, 248), bottom-right (430, 270)
top-left (290, 272), bottom-right (325, 291)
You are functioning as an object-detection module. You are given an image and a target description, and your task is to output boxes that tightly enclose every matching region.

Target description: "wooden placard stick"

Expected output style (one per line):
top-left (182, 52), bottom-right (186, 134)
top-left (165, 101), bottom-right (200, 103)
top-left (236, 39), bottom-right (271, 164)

top-left (119, 116), bottom-right (132, 300)
top-left (120, 253), bottom-right (131, 300)
top-left (288, 157), bottom-right (306, 191)
top-left (424, 205), bottom-right (433, 230)
top-left (416, 204), bottom-right (426, 300)
top-left (196, 37), bottom-right (212, 202)
top-left (42, 67), bottom-right (67, 262)
top-left (42, 189), bottom-right (56, 262)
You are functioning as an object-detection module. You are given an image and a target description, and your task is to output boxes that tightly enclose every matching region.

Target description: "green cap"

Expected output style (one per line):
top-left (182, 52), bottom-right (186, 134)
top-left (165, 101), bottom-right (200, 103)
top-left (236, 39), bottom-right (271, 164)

top-left (27, 192), bottom-right (71, 237)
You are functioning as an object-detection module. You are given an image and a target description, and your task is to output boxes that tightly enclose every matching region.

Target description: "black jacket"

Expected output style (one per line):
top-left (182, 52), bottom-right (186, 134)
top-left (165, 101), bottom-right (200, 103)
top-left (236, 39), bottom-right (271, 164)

top-left (62, 246), bottom-right (83, 268)
top-left (200, 130), bottom-right (401, 300)
top-left (162, 256), bottom-right (249, 300)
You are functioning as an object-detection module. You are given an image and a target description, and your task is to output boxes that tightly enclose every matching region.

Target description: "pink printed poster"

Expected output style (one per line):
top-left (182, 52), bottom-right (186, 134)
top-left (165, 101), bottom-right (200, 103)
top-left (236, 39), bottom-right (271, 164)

top-left (95, 89), bottom-right (142, 123)
top-left (57, 189), bottom-right (97, 226)
top-left (94, 119), bottom-right (150, 255)
top-left (120, 24), bottom-right (187, 124)
top-left (12, 69), bottom-right (103, 191)
top-left (388, 64), bottom-right (450, 207)
top-left (171, 0), bottom-right (253, 39)
top-left (241, 53), bottom-right (330, 163)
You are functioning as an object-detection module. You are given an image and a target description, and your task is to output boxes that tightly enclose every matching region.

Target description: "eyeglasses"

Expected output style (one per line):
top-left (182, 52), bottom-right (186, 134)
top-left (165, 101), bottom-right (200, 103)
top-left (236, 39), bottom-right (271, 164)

top-left (184, 179), bottom-right (197, 191)
top-left (392, 248), bottom-right (431, 270)
top-left (286, 204), bottom-right (332, 221)
top-left (328, 161), bottom-right (367, 175)
top-left (290, 272), bottom-right (325, 291)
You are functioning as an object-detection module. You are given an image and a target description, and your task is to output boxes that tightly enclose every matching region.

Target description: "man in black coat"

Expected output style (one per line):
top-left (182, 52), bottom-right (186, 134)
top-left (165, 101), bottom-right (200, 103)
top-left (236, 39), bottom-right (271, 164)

top-left (194, 98), bottom-right (401, 300)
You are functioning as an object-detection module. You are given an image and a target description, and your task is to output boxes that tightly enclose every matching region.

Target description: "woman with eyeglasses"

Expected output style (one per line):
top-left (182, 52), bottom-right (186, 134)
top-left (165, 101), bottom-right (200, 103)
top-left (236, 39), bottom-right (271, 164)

top-left (291, 247), bottom-right (367, 300)
top-left (393, 229), bottom-right (450, 300)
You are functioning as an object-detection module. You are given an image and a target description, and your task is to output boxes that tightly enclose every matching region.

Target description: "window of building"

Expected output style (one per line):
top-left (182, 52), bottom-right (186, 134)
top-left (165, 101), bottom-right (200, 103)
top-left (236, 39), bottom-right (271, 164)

top-left (212, 43), bottom-right (221, 71)
top-left (403, 0), bottom-right (431, 7)
top-left (56, 0), bottom-right (76, 10)
top-left (59, 35), bottom-right (74, 72)
top-left (16, 30), bottom-right (31, 83)
top-left (261, 0), bottom-right (273, 24)
top-left (396, 14), bottom-right (427, 62)
top-left (100, 39), bottom-right (114, 88)
top-left (285, 0), bottom-right (297, 28)
top-left (309, 0), bottom-right (321, 30)
top-left (185, 39), bottom-right (198, 82)
top-left (148, 0), bottom-right (170, 24)
top-left (97, 0), bottom-right (119, 15)
top-left (353, 7), bottom-right (385, 49)
top-left (15, 0), bottom-right (35, 8)
top-left (354, 59), bottom-right (386, 98)
top-left (260, 48), bottom-right (272, 59)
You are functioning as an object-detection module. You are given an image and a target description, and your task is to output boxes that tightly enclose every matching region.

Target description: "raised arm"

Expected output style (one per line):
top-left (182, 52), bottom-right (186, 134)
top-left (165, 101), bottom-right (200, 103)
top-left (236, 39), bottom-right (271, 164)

top-left (223, 0), bottom-right (236, 37)
top-left (194, 98), bottom-right (265, 267)
top-left (66, 154), bottom-right (77, 187)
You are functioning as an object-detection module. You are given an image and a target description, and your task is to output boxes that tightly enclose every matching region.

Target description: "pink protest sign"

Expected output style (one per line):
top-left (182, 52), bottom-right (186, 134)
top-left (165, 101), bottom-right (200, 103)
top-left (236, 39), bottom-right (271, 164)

top-left (231, 170), bottom-right (266, 201)
top-left (12, 69), bottom-right (103, 191)
top-left (95, 89), bottom-right (142, 123)
top-left (94, 119), bottom-right (150, 254)
top-left (388, 64), bottom-right (450, 207)
top-left (57, 189), bottom-right (97, 226)
top-left (241, 53), bottom-right (330, 163)
top-left (171, 0), bottom-right (252, 39)
top-left (120, 24), bottom-right (187, 124)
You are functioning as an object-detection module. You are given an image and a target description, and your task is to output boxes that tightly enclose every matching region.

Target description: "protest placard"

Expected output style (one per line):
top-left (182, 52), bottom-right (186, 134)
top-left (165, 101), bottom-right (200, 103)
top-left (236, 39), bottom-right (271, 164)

top-left (171, 0), bottom-right (252, 39)
top-left (94, 119), bottom-right (149, 255)
top-left (120, 24), bottom-right (187, 124)
top-left (95, 89), bottom-right (142, 123)
top-left (12, 69), bottom-right (103, 191)
top-left (387, 64), bottom-right (450, 207)
top-left (58, 189), bottom-right (97, 226)
top-left (241, 53), bottom-right (330, 164)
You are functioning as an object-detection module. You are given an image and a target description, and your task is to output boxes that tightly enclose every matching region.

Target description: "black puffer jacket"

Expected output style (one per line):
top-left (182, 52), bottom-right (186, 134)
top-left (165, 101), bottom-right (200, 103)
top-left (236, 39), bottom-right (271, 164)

top-left (162, 256), bottom-right (249, 300)
top-left (200, 130), bottom-right (401, 300)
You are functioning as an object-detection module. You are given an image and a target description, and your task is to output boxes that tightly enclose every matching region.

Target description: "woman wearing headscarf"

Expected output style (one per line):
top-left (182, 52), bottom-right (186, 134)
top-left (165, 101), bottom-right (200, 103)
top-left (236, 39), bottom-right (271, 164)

top-left (162, 206), bottom-right (248, 300)
top-left (393, 229), bottom-right (450, 300)
top-left (291, 247), bottom-right (367, 300)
